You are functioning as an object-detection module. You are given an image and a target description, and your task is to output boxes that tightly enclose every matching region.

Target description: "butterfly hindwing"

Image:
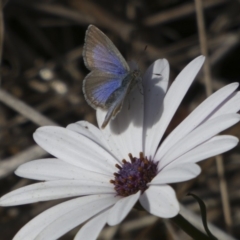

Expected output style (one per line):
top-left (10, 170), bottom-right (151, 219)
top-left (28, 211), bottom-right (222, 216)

top-left (101, 82), bottom-right (130, 128)
top-left (83, 70), bottom-right (128, 109)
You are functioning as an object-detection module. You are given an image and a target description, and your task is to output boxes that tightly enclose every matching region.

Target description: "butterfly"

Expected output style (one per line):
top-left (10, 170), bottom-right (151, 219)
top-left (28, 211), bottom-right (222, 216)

top-left (82, 25), bottom-right (141, 128)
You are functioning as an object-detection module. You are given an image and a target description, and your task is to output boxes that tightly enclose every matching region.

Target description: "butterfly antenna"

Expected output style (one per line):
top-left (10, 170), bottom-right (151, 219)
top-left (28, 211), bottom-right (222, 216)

top-left (135, 46), bottom-right (146, 96)
top-left (137, 82), bottom-right (144, 95)
top-left (136, 45), bottom-right (148, 65)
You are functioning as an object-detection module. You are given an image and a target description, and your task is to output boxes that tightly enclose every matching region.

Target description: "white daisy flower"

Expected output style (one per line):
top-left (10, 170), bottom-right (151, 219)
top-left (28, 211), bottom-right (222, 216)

top-left (1, 56), bottom-right (239, 240)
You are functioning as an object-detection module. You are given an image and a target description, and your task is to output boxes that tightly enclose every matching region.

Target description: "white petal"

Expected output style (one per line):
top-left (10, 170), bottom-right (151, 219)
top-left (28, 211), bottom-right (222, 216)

top-left (140, 185), bottom-right (179, 218)
top-left (96, 109), bottom-right (123, 161)
top-left (67, 121), bottom-right (116, 157)
top-left (209, 91), bottom-right (240, 119)
top-left (74, 210), bottom-right (109, 240)
top-left (145, 56), bottom-right (205, 158)
top-left (97, 85), bottom-right (144, 160)
top-left (143, 59), bottom-right (169, 156)
top-left (34, 126), bottom-right (117, 174)
top-left (13, 194), bottom-right (118, 240)
top-left (35, 195), bottom-right (119, 240)
top-left (150, 163), bottom-right (201, 185)
top-left (156, 82), bottom-right (239, 160)
top-left (15, 159), bottom-right (110, 181)
top-left (107, 191), bottom-right (140, 226)
top-left (166, 135), bottom-right (238, 168)
top-left (158, 113), bottom-right (240, 169)
top-left (0, 180), bottom-right (114, 206)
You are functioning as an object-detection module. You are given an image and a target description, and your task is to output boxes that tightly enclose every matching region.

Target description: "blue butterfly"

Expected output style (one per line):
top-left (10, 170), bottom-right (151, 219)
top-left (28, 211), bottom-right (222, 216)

top-left (82, 25), bottom-right (141, 128)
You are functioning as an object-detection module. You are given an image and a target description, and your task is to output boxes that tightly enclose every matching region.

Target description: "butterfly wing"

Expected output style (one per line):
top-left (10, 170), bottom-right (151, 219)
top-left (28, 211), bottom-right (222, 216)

top-left (83, 70), bottom-right (128, 109)
top-left (101, 82), bottom-right (130, 128)
top-left (101, 71), bottom-right (140, 128)
top-left (83, 25), bottom-right (129, 73)
top-left (82, 25), bottom-right (130, 109)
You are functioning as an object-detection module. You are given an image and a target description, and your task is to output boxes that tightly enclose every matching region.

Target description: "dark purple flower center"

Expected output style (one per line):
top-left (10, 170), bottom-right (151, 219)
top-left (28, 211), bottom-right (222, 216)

top-left (110, 152), bottom-right (158, 197)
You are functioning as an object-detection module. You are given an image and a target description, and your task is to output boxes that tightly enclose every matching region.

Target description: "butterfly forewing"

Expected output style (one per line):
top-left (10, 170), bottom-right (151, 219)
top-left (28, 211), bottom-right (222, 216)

top-left (83, 25), bottom-right (129, 74)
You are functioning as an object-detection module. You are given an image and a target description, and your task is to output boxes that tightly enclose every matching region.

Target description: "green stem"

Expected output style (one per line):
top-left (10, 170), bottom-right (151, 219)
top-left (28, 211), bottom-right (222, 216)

top-left (171, 214), bottom-right (214, 240)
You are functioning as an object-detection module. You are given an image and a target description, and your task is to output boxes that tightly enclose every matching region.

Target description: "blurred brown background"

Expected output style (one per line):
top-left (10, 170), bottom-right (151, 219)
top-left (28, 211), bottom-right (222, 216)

top-left (0, 0), bottom-right (240, 239)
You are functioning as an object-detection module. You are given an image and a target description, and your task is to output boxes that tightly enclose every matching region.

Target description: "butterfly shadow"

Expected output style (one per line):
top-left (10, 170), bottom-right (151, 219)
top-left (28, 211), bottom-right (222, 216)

top-left (143, 74), bottom-right (166, 130)
top-left (108, 74), bottom-right (166, 134)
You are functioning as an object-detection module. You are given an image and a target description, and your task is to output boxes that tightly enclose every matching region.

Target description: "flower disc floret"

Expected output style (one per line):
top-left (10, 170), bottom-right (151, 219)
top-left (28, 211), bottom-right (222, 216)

top-left (111, 152), bottom-right (158, 197)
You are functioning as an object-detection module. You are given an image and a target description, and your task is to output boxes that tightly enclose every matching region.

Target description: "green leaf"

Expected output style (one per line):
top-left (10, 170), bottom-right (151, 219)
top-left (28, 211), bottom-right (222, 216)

top-left (188, 192), bottom-right (218, 240)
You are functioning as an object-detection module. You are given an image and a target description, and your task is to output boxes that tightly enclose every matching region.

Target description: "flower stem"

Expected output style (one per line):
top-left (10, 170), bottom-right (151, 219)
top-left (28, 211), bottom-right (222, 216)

top-left (171, 214), bottom-right (215, 240)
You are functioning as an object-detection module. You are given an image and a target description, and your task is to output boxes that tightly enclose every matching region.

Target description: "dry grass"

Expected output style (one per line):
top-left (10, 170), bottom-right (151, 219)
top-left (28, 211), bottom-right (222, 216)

top-left (0, 0), bottom-right (240, 239)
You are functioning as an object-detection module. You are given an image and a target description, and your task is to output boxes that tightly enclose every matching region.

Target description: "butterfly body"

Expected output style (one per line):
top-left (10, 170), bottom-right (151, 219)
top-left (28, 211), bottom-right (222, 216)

top-left (82, 25), bottom-right (141, 128)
